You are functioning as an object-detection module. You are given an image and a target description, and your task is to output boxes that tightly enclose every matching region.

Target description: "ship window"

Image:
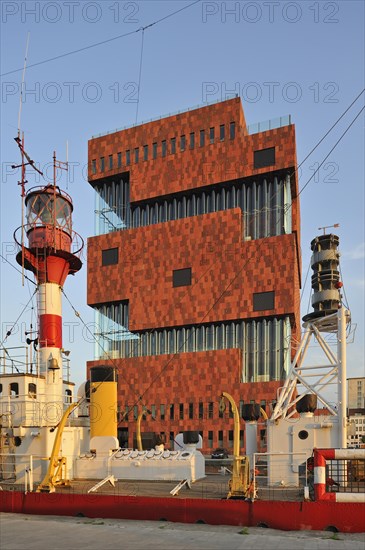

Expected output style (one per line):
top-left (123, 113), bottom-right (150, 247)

top-left (253, 291), bottom-right (275, 311)
top-left (28, 383), bottom-right (36, 399)
top-left (0, 383), bottom-right (2, 396)
top-left (298, 430), bottom-right (309, 440)
top-left (254, 147), bottom-right (276, 169)
top-left (65, 389), bottom-right (72, 403)
top-left (10, 383), bottom-right (19, 397)
top-left (173, 267), bottom-right (192, 288)
top-left (102, 247), bottom-right (119, 266)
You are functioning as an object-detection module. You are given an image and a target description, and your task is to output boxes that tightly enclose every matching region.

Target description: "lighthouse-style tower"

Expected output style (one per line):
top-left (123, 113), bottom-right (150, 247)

top-left (14, 155), bottom-right (83, 426)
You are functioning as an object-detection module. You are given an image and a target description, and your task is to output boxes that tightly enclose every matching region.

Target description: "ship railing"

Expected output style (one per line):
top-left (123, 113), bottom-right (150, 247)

top-left (1, 346), bottom-right (39, 376)
top-left (0, 453), bottom-right (40, 493)
top-left (252, 451), bottom-right (309, 501)
top-left (314, 448), bottom-right (365, 502)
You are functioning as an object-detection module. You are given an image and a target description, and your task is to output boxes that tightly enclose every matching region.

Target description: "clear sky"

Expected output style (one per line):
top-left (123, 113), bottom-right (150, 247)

top-left (0, 0), bottom-right (364, 393)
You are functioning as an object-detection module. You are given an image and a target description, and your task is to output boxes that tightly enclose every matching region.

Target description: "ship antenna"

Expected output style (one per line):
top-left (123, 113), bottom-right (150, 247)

top-left (11, 33), bottom-right (44, 285)
top-left (17, 32), bottom-right (30, 136)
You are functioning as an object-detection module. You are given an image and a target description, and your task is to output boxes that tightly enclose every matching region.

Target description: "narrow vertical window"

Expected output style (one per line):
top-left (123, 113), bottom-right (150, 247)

top-left (126, 150), bottom-right (130, 166)
top-left (220, 124), bottom-right (225, 141)
top-left (65, 388), bottom-right (72, 403)
top-left (180, 135), bottom-right (186, 151)
top-left (162, 140), bottom-right (167, 158)
top-left (109, 154), bottom-right (113, 170)
top-left (170, 137), bottom-right (176, 154)
top-left (179, 403), bottom-right (184, 419)
top-left (189, 403), bottom-right (194, 419)
top-left (10, 382), bottom-right (19, 397)
top-left (209, 127), bottom-right (215, 144)
top-left (230, 121), bottom-right (235, 140)
top-left (100, 157), bottom-right (105, 171)
top-left (143, 145), bottom-right (148, 161)
top-left (91, 159), bottom-right (96, 174)
top-left (134, 147), bottom-right (139, 163)
top-left (153, 142), bottom-right (157, 159)
top-left (190, 132), bottom-right (195, 149)
top-left (200, 130), bottom-right (205, 147)
top-left (170, 404), bottom-right (174, 420)
top-left (199, 402), bottom-right (204, 419)
top-left (117, 152), bottom-right (122, 168)
top-left (208, 402), bottom-right (214, 419)
top-left (160, 404), bottom-right (165, 420)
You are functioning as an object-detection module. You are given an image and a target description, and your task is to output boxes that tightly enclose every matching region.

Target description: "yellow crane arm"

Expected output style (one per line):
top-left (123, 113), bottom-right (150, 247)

top-left (220, 392), bottom-right (250, 499)
top-left (36, 400), bottom-right (81, 493)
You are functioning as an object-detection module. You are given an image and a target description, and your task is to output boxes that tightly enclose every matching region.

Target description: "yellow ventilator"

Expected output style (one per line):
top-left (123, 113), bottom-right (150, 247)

top-left (89, 366), bottom-right (118, 439)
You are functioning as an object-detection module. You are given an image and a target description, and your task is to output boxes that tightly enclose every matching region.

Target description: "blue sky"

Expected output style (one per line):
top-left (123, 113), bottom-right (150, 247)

top-left (0, 0), bottom-right (364, 392)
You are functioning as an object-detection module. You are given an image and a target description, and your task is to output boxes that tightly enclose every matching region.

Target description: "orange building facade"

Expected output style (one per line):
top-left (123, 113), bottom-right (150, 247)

top-left (87, 98), bottom-right (301, 452)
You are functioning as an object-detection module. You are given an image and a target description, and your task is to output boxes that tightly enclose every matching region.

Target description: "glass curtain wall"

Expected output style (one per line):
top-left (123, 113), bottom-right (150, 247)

top-left (93, 306), bottom-right (291, 383)
top-left (94, 175), bottom-right (292, 239)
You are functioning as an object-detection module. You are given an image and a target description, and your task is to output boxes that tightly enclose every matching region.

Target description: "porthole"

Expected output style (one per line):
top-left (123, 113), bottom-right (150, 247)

top-left (298, 430), bottom-right (309, 440)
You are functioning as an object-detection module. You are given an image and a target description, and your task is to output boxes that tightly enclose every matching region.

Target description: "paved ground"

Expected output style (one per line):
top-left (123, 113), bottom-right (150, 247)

top-left (1, 514), bottom-right (364, 550)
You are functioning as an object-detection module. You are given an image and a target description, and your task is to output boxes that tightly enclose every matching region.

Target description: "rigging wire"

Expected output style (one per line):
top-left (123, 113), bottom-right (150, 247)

top-left (296, 106), bottom-right (365, 199)
top-left (135, 28), bottom-right (145, 125)
top-left (0, 253), bottom-right (36, 285)
top-left (0, 0), bottom-right (202, 77)
top-left (61, 289), bottom-right (145, 405)
top-left (293, 88), bottom-right (365, 176)
top-left (0, 289), bottom-right (37, 349)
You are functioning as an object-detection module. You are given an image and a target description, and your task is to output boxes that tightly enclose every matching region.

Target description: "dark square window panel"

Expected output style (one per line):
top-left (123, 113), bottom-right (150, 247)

top-left (173, 267), bottom-right (192, 287)
top-left (102, 247), bottom-right (119, 266)
top-left (253, 291), bottom-right (275, 311)
top-left (254, 147), bottom-right (275, 169)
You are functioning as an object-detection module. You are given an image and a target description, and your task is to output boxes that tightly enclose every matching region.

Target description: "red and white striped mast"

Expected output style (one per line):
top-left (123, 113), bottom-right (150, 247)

top-left (13, 145), bottom-right (83, 425)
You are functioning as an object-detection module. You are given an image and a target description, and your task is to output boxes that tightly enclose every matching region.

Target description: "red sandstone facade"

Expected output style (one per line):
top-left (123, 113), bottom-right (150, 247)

top-left (87, 98), bottom-right (301, 452)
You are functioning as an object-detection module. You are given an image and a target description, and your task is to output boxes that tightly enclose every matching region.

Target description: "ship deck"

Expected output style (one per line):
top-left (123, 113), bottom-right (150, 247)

top-left (0, 473), bottom-right (304, 502)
